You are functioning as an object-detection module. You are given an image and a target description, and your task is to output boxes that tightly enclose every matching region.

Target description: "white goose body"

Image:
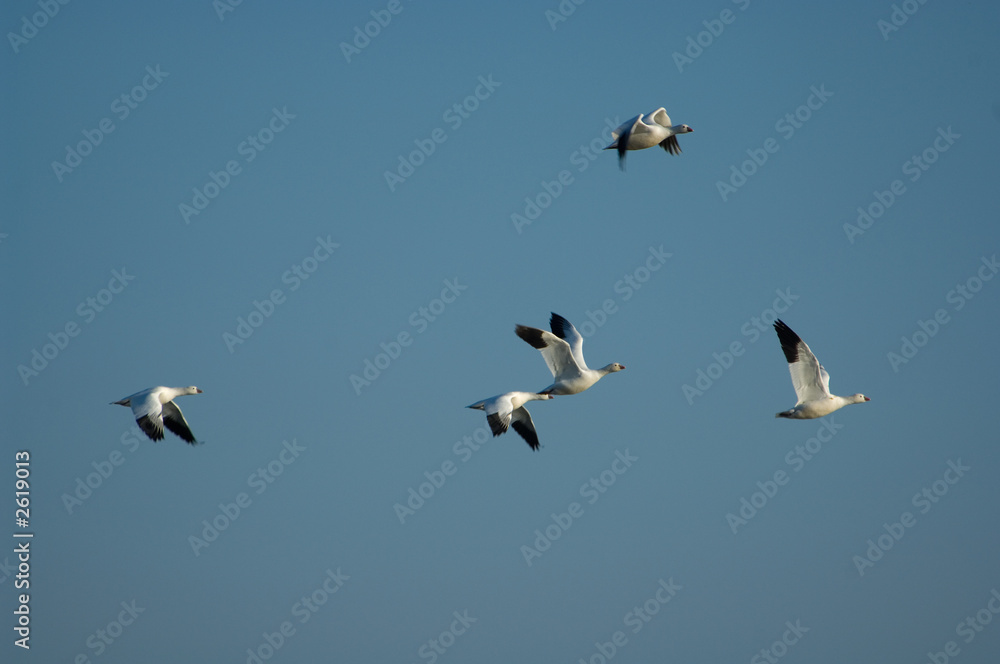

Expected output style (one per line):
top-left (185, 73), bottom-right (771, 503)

top-left (773, 320), bottom-right (869, 419)
top-left (515, 313), bottom-right (625, 396)
top-left (112, 386), bottom-right (203, 444)
top-left (467, 392), bottom-right (553, 450)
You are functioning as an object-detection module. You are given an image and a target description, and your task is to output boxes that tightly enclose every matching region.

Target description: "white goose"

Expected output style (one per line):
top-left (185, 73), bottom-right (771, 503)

top-left (112, 386), bottom-right (203, 443)
top-left (605, 108), bottom-right (693, 170)
top-left (515, 313), bottom-right (625, 395)
top-left (467, 392), bottom-right (553, 451)
top-left (773, 320), bottom-right (869, 419)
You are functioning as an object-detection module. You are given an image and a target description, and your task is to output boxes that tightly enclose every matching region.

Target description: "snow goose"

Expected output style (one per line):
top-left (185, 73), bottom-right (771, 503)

top-left (515, 313), bottom-right (625, 395)
top-left (773, 320), bottom-right (869, 419)
top-left (112, 386), bottom-right (203, 443)
top-left (467, 392), bottom-right (553, 451)
top-left (605, 108), bottom-right (693, 170)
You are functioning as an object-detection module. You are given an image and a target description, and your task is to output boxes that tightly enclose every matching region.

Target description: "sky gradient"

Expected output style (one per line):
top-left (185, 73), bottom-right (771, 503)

top-left (4, 1), bottom-right (1000, 662)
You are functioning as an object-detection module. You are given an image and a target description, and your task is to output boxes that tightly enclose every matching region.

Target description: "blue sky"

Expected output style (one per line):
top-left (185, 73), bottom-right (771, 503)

top-left (4, 1), bottom-right (1000, 662)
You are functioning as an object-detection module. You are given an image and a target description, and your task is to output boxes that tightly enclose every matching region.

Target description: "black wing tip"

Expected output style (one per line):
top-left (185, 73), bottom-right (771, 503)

top-left (511, 420), bottom-right (540, 451)
top-left (136, 415), bottom-right (165, 441)
top-left (772, 319), bottom-right (801, 364)
top-left (515, 324), bottom-right (548, 349)
top-left (548, 313), bottom-right (571, 338)
top-left (661, 135), bottom-right (682, 155)
top-left (616, 127), bottom-right (630, 170)
top-left (486, 413), bottom-right (508, 437)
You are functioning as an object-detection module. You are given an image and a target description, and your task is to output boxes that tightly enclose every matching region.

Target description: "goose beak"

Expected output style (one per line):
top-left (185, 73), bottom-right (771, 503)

top-left (864, 397), bottom-right (871, 401)
top-left (197, 389), bottom-right (204, 394)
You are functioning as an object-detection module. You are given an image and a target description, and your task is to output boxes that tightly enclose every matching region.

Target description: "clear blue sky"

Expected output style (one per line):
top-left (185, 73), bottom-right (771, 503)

top-left (4, 1), bottom-right (1000, 662)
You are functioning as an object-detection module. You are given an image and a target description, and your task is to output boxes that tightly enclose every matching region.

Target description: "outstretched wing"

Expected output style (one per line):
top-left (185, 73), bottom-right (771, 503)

top-left (162, 401), bottom-right (198, 444)
top-left (548, 313), bottom-right (588, 371)
top-left (515, 325), bottom-right (581, 380)
top-left (510, 406), bottom-right (541, 451)
top-left (647, 107), bottom-right (672, 128)
top-left (773, 320), bottom-right (832, 404)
